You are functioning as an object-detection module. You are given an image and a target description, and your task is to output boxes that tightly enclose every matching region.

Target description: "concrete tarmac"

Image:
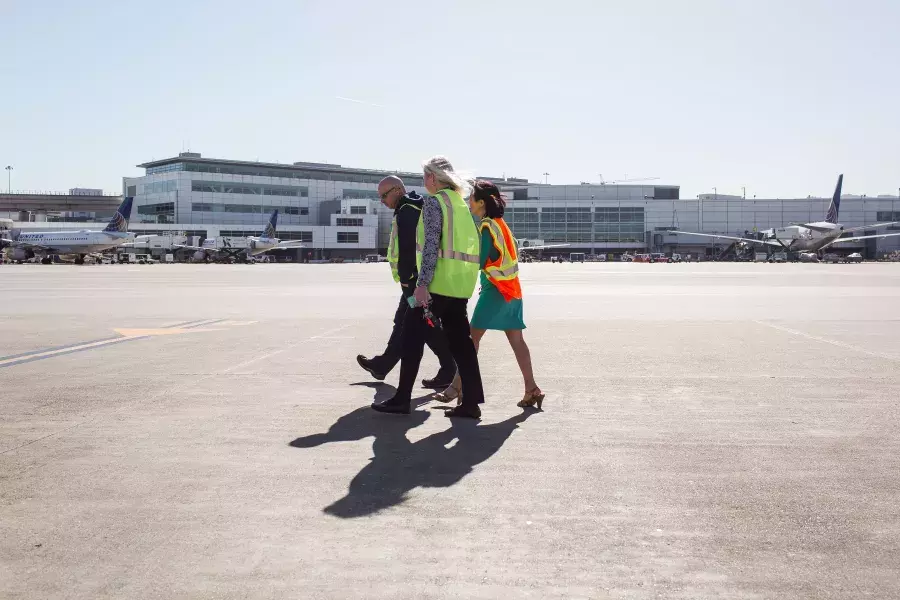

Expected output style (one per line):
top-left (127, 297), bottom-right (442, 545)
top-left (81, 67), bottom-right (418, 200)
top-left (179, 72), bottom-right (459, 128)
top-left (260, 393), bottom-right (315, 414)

top-left (1, 263), bottom-right (899, 599)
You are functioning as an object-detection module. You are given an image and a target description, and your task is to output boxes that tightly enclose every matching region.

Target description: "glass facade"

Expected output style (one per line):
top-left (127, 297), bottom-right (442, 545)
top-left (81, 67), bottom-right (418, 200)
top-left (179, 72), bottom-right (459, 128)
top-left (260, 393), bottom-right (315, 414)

top-left (279, 231), bottom-right (313, 242)
top-left (137, 202), bottom-right (175, 224)
top-left (144, 180), bottom-right (177, 194)
top-left (350, 205), bottom-right (368, 214)
top-left (337, 232), bottom-right (359, 243)
top-left (146, 161), bottom-right (424, 186)
top-left (504, 206), bottom-right (645, 244)
top-left (336, 218), bottom-right (364, 227)
top-left (145, 163), bottom-right (183, 175)
top-left (342, 189), bottom-right (377, 199)
top-left (192, 202), bottom-right (306, 215)
top-left (877, 211), bottom-right (900, 221)
top-left (191, 181), bottom-right (308, 197)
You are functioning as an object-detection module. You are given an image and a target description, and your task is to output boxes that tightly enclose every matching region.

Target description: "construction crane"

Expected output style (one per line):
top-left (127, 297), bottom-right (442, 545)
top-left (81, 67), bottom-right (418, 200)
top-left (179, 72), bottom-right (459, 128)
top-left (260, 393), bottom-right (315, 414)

top-left (597, 174), bottom-right (660, 185)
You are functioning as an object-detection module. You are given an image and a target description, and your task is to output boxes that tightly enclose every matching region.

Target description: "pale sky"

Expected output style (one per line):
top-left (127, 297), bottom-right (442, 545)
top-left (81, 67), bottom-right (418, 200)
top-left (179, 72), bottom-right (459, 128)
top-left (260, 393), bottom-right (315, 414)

top-left (2, 0), bottom-right (899, 199)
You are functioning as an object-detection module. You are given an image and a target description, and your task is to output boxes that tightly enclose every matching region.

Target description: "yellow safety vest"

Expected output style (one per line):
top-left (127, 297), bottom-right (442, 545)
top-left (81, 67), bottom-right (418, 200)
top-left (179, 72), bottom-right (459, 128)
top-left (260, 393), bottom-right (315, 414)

top-left (415, 188), bottom-right (480, 298)
top-left (387, 203), bottom-right (422, 283)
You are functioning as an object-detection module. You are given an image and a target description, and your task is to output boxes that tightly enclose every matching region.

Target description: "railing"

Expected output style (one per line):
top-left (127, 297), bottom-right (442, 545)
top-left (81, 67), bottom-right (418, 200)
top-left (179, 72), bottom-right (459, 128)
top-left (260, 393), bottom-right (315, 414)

top-left (0, 190), bottom-right (121, 197)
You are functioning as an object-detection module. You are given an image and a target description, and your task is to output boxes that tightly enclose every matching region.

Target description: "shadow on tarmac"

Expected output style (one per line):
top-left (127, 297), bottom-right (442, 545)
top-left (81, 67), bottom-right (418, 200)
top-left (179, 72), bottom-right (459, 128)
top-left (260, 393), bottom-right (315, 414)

top-left (289, 383), bottom-right (535, 518)
top-left (290, 384), bottom-right (536, 519)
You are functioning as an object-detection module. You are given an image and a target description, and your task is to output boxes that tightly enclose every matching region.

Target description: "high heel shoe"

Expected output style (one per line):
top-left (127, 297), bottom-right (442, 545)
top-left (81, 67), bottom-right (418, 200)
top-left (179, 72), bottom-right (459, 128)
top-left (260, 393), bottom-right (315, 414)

top-left (518, 388), bottom-right (545, 409)
top-left (433, 382), bottom-right (462, 405)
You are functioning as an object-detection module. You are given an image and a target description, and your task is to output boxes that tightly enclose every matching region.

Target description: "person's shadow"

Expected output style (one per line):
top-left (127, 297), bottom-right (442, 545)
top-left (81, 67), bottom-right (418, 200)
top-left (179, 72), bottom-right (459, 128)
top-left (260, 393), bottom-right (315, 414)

top-left (289, 383), bottom-right (430, 449)
top-left (290, 383), bottom-right (537, 518)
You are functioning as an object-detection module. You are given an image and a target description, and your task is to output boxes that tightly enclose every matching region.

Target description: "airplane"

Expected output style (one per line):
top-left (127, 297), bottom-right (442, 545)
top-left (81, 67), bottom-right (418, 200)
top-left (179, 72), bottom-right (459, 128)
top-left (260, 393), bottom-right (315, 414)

top-left (176, 209), bottom-right (305, 263)
top-left (0, 197), bottom-right (135, 264)
top-left (515, 239), bottom-right (571, 253)
top-left (673, 175), bottom-right (900, 255)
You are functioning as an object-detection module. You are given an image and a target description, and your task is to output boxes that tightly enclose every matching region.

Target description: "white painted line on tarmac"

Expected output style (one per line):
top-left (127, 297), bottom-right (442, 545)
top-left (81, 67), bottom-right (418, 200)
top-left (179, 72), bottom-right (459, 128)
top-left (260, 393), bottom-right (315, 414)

top-left (222, 324), bottom-right (352, 374)
top-left (0, 336), bottom-right (136, 368)
top-left (0, 323), bottom-right (351, 456)
top-left (754, 320), bottom-right (900, 363)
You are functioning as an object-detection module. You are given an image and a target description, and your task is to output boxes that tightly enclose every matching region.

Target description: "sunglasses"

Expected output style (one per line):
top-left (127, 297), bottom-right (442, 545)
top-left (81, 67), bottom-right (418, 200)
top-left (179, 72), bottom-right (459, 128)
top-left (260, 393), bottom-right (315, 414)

top-left (380, 187), bottom-right (399, 201)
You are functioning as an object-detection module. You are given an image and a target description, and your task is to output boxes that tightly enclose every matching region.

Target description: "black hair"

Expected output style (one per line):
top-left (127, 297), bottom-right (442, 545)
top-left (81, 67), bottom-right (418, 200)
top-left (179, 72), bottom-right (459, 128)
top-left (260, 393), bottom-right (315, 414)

top-left (473, 180), bottom-right (505, 219)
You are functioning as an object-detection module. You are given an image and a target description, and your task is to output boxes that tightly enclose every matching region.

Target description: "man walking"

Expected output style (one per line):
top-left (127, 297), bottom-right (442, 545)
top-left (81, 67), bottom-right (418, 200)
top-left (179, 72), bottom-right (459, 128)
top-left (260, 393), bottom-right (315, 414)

top-left (372, 157), bottom-right (485, 419)
top-left (356, 175), bottom-right (456, 389)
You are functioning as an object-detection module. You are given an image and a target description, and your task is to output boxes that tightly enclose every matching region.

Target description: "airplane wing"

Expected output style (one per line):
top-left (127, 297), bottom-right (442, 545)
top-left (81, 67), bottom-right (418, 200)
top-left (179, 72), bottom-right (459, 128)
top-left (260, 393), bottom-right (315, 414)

top-left (842, 222), bottom-right (900, 234)
top-left (794, 223), bottom-right (835, 233)
top-left (172, 244), bottom-right (207, 251)
top-left (825, 232), bottom-right (900, 247)
top-left (518, 243), bottom-right (571, 252)
top-left (1, 239), bottom-right (56, 252)
top-left (273, 241), bottom-right (306, 249)
top-left (671, 231), bottom-right (782, 246)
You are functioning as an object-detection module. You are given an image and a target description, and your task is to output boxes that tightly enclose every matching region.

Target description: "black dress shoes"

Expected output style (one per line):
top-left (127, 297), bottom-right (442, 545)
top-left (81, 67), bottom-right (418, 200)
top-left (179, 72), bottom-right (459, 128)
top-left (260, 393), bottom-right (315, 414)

top-left (357, 355), bottom-right (387, 381)
top-left (444, 405), bottom-right (481, 419)
top-left (421, 373), bottom-right (455, 389)
top-left (371, 397), bottom-right (411, 415)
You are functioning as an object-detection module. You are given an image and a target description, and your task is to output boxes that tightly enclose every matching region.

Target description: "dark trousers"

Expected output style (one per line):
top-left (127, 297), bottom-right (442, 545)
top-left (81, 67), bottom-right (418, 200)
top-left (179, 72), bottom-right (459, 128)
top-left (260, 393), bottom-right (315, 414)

top-left (396, 294), bottom-right (484, 407)
top-left (371, 293), bottom-right (455, 377)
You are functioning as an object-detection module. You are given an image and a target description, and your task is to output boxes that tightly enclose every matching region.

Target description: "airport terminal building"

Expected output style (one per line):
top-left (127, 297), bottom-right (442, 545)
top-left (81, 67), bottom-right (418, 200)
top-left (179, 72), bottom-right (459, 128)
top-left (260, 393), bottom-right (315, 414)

top-left (7, 152), bottom-right (900, 259)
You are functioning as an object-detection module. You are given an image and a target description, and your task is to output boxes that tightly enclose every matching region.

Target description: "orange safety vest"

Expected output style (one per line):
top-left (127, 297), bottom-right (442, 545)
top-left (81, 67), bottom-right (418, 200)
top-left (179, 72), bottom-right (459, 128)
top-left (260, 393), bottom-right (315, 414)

top-left (480, 217), bottom-right (522, 302)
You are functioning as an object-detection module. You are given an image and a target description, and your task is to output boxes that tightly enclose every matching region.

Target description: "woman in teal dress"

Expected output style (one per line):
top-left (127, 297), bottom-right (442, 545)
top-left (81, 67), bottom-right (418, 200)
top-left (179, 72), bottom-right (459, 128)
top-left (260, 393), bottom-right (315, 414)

top-left (436, 180), bottom-right (545, 409)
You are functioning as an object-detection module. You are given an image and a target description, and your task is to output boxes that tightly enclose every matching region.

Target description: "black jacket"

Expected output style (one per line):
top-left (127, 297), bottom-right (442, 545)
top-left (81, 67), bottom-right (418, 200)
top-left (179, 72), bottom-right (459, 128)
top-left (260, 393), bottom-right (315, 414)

top-left (395, 191), bottom-right (424, 291)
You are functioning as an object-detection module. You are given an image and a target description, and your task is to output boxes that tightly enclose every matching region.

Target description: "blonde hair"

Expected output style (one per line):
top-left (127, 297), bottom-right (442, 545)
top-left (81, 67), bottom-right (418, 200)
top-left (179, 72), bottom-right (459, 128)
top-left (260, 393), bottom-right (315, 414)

top-left (423, 155), bottom-right (472, 196)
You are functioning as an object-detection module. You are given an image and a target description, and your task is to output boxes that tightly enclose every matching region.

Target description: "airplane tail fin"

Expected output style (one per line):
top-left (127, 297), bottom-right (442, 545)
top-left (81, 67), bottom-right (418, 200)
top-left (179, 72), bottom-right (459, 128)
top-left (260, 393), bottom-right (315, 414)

top-left (104, 196), bottom-right (133, 232)
top-left (262, 210), bottom-right (278, 238)
top-left (825, 174), bottom-right (842, 224)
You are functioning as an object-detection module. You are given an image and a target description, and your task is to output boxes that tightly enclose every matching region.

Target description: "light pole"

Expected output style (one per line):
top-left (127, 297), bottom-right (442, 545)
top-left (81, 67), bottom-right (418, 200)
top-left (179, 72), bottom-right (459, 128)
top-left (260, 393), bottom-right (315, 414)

top-left (5, 165), bottom-right (12, 193)
top-left (543, 172), bottom-right (549, 185)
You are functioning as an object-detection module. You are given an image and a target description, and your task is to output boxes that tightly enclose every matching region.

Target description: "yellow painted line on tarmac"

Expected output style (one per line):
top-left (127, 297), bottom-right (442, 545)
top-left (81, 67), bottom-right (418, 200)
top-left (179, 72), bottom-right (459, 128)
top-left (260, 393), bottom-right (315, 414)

top-left (1, 319), bottom-right (257, 369)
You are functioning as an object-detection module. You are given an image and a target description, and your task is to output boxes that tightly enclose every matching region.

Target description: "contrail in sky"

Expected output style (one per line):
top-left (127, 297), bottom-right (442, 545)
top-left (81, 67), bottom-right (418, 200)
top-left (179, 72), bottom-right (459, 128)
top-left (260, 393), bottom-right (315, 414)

top-left (335, 96), bottom-right (385, 108)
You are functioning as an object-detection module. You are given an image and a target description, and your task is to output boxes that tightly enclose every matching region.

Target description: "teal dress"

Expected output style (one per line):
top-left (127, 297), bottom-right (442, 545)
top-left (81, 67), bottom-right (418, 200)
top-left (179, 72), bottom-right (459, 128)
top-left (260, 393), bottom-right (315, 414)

top-left (470, 226), bottom-right (526, 331)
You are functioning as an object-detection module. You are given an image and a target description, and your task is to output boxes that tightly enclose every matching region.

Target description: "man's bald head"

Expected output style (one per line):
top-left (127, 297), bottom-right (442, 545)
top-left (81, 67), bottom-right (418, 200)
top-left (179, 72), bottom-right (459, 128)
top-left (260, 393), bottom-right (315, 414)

top-left (377, 175), bottom-right (406, 209)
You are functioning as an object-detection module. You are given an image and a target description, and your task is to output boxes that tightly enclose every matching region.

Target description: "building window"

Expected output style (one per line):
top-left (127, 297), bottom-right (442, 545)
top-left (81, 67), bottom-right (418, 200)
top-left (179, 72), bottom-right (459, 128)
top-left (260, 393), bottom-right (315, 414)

top-left (336, 218), bottom-right (364, 227)
top-left (144, 180), bottom-right (177, 194)
top-left (192, 202), bottom-right (307, 215)
top-left (176, 162), bottom-right (422, 186)
top-left (342, 189), bottom-right (377, 199)
top-left (137, 202), bottom-right (175, 215)
top-left (191, 181), bottom-right (308, 197)
top-left (146, 163), bottom-right (185, 175)
top-left (126, 185), bottom-right (137, 196)
top-left (136, 202), bottom-right (175, 224)
top-left (337, 232), bottom-right (359, 243)
top-left (877, 211), bottom-right (900, 222)
top-left (350, 205), bottom-right (367, 214)
top-left (280, 231), bottom-right (313, 242)
top-left (653, 187), bottom-right (679, 200)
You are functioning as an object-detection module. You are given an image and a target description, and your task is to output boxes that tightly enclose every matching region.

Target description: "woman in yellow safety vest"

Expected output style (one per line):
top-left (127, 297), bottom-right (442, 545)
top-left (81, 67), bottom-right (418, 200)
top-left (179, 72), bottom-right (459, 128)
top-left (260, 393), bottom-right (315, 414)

top-left (436, 180), bottom-right (545, 409)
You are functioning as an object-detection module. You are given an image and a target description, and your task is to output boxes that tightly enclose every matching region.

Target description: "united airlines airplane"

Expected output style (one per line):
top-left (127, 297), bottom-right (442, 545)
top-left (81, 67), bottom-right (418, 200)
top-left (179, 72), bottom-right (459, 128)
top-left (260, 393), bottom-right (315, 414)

top-left (176, 209), bottom-right (305, 262)
top-left (1, 197), bottom-right (135, 264)
top-left (674, 176), bottom-right (900, 254)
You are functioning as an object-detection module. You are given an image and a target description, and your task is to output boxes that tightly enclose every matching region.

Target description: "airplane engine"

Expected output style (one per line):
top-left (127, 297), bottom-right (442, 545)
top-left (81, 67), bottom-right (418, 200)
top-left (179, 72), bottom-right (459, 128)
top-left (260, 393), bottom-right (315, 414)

top-left (6, 248), bottom-right (33, 262)
top-left (193, 250), bottom-right (206, 262)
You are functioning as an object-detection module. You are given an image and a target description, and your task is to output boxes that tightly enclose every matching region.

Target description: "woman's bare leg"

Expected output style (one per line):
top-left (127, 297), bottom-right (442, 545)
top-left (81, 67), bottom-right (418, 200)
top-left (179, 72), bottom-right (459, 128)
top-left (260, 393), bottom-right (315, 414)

top-left (505, 329), bottom-right (538, 391)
